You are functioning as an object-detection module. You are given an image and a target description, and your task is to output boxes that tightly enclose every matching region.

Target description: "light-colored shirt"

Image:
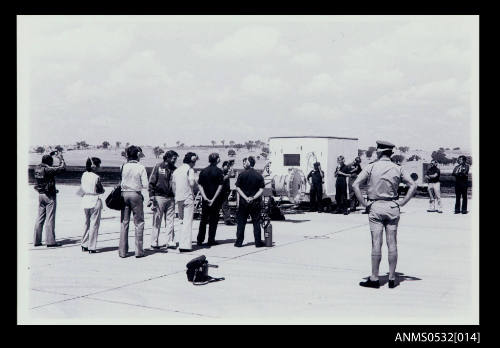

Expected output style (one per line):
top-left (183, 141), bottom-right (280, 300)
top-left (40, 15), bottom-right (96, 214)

top-left (120, 161), bottom-right (148, 192)
top-left (80, 171), bottom-right (101, 209)
top-left (172, 163), bottom-right (196, 202)
top-left (353, 157), bottom-right (413, 200)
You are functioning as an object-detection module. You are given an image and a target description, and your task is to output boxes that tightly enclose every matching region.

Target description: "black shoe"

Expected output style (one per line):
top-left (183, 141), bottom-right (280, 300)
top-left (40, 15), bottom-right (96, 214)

top-left (88, 250), bottom-right (97, 254)
top-left (196, 241), bottom-right (203, 246)
top-left (47, 243), bottom-right (62, 248)
top-left (344, 211), bottom-right (349, 215)
top-left (234, 243), bottom-right (243, 248)
top-left (318, 210), bottom-right (323, 213)
top-left (454, 211), bottom-right (460, 214)
top-left (462, 211), bottom-right (468, 214)
top-left (82, 246), bottom-right (88, 252)
top-left (388, 279), bottom-right (396, 288)
top-left (34, 243), bottom-right (42, 247)
top-left (179, 248), bottom-right (192, 252)
top-left (255, 241), bottom-right (266, 248)
top-left (207, 241), bottom-right (219, 246)
top-left (224, 221), bottom-right (236, 226)
top-left (135, 254), bottom-right (145, 258)
top-left (359, 278), bottom-right (380, 288)
top-left (151, 245), bottom-right (161, 250)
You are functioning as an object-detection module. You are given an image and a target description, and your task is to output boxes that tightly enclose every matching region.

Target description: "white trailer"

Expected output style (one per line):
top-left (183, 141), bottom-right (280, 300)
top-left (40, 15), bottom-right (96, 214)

top-left (268, 136), bottom-right (358, 201)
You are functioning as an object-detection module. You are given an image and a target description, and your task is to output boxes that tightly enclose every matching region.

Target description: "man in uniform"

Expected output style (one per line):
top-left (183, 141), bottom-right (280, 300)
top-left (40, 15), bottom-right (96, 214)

top-left (234, 156), bottom-right (266, 248)
top-left (197, 153), bottom-right (224, 246)
top-left (148, 150), bottom-right (178, 250)
top-left (307, 162), bottom-right (325, 213)
top-left (33, 151), bottom-right (66, 247)
top-left (425, 160), bottom-right (442, 213)
top-left (353, 141), bottom-right (417, 288)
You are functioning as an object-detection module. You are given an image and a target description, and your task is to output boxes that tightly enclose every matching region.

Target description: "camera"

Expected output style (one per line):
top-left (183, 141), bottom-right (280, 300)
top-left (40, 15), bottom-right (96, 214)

top-left (49, 151), bottom-right (58, 156)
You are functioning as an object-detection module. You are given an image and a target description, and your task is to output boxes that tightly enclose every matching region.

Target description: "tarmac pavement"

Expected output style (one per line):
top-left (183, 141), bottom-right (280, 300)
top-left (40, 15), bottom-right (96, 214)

top-left (18, 185), bottom-right (478, 324)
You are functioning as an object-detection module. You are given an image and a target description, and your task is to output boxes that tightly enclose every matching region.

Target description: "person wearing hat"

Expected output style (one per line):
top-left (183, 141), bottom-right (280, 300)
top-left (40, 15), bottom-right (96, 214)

top-left (352, 140), bottom-right (417, 289)
top-left (33, 151), bottom-right (66, 247)
top-left (334, 155), bottom-right (350, 215)
top-left (119, 145), bottom-right (149, 258)
top-left (148, 150), bottom-right (179, 250)
top-left (425, 160), bottom-right (442, 213)
top-left (307, 162), bottom-right (325, 212)
top-left (452, 155), bottom-right (470, 214)
top-left (172, 152), bottom-right (199, 252)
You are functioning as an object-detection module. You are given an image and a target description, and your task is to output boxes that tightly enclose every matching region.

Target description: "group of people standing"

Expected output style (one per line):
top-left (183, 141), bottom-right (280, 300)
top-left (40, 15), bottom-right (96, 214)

top-left (32, 145), bottom-right (267, 257)
top-left (306, 156), bottom-right (363, 214)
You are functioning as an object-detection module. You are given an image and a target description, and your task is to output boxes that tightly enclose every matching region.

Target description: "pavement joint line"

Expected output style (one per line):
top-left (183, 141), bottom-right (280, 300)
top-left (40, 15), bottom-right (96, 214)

top-left (83, 296), bottom-right (219, 318)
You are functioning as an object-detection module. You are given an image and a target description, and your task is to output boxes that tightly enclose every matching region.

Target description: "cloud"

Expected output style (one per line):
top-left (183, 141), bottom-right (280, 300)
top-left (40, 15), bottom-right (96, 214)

top-left (291, 52), bottom-right (322, 67)
top-left (241, 74), bottom-right (290, 98)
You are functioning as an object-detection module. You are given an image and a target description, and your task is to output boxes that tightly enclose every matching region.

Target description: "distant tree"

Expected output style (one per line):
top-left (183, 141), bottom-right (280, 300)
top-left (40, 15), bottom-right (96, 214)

top-left (245, 142), bottom-right (252, 150)
top-left (431, 149), bottom-right (454, 164)
top-left (180, 143), bottom-right (185, 148)
top-left (407, 155), bottom-right (421, 161)
top-left (453, 147), bottom-right (460, 150)
top-left (228, 149), bottom-right (236, 157)
top-left (176, 141), bottom-right (180, 147)
top-left (261, 146), bottom-right (270, 154)
top-left (97, 145), bottom-right (103, 149)
top-left (445, 148), bottom-right (450, 150)
top-left (391, 154), bottom-right (405, 164)
top-left (229, 140), bottom-right (235, 147)
top-left (163, 143), bottom-right (167, 148)
top-left (211, 140), bottom-right (216, 147)
top-left (54, 145), bottom-right (64, 153)
top-left (102, 141), bottom-right (110, 149)
top-left (249, 140), bottom-right (254, 149)
top-left (398, 146), bottom-right (409, 153)
top-left (439, 147), bottom-right (445, 152)
top-left (221, 140), bottom-right (225, 147)
top-left (115, 141), bottom-right (121, 149)
top-left (126, 142), bottom-right (130, 148)
top-left (35, 146), bottom-right (45, 154)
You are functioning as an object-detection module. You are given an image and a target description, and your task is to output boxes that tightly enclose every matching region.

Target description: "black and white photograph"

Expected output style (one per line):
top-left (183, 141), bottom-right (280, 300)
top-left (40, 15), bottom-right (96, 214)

top-left (17, 14), bottom-right (479, 327)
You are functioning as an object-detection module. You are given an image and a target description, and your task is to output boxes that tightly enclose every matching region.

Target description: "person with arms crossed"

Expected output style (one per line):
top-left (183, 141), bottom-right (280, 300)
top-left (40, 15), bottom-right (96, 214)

top-left (148, 150), bottom-right (179, 250)
top-left (353, 141), bottom-right (417, 289)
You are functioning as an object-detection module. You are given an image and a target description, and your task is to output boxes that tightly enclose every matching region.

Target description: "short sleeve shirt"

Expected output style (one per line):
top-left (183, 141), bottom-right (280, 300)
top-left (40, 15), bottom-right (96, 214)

top-left (307, 170), bottom-right (324, 187)
top-left (173, 163), bottom-right (196, 201)
top-left (198, 164), bottom-right (224, 200)
top-left (235, 168), bottom-right (265, 197)
top-left (353, 157), bottom-right (413, 200)
top-left (426, 166), bottom-right (440, 183)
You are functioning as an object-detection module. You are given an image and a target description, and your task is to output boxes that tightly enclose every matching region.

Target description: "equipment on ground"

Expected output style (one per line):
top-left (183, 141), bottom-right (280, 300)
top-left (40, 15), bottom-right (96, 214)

top-left (186, 255), bottom-right (225, 285)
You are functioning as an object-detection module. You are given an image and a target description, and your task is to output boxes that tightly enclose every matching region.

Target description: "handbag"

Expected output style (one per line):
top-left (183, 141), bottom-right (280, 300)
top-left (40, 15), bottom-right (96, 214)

top-left (105, 164), bottom-right (125, 210)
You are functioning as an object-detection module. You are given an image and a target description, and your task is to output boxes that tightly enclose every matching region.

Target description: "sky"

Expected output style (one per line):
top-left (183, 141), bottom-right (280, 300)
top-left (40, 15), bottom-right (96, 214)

top-left (18, 15), bottom-right (478, 151)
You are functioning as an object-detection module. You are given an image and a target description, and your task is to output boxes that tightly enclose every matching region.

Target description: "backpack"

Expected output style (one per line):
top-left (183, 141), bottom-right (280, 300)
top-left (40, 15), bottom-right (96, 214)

top-left (186, 255), bottom-right (225, 285)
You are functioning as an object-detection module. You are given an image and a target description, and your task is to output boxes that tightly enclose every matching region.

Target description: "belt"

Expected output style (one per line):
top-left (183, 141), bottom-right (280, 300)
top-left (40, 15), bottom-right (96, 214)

top-left (367, 198), bottom-right (398, 202)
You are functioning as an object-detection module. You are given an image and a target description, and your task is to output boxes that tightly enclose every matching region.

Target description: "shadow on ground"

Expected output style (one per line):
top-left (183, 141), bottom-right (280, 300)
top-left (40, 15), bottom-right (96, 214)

top-left (361, 272), bottom-right (422, 288)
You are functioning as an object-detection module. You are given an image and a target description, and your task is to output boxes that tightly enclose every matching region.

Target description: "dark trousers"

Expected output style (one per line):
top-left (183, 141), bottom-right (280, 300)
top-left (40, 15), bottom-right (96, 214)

top-left (309, 185), bottom-right (323, 211)
top-left (335, 180), bottom-right (348, 212)
top-left (197, 200), bottom-right (221, 243)
top-left (455, 183), bottom-right (468, 213)
top-left (236, 198), bottom-right (262, 245)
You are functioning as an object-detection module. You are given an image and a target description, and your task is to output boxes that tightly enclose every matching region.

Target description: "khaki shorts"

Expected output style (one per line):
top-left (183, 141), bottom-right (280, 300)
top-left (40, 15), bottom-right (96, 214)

top-left (368, 200), bottom-right (400, 229)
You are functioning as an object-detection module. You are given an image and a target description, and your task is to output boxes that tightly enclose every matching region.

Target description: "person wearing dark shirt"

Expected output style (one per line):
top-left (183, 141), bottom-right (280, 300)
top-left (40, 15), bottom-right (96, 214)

top-left (221, 160), bottom-right (236, 225)
top-left (197, 153), bottom-right (225, 246)
top-left (33, 151), bottom-right (66, 247)
top-left (334, 155), bottom-right (351, 215)
top-left (425, 160), bottom-right (442, 213)
top-left (452, 155), bottom-right (470, 214)
top-left (307, 162), bottom-right (325, 212)
top-left (234, 156), bottom-right (266, 248)
top-left (347, 157), bottom-right (362, 212)
top-left (148, 150), bottom-right (178, 250)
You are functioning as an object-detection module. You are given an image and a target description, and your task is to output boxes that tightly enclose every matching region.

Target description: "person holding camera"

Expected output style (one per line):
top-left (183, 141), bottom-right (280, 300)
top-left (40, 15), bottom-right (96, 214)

top-left (234, 156), bottom-right (266, 248)
top-left (33, 151), bottom-right (66, 247)
top-left (148, 150), bottom-right (179, 250)
top-left (452, 155), bottom-right (470, 214)
top-left (425, 160), bottom-right (442, 213)
top-left (119, 146), bottom-right (148, 258)
top-left (172, 152), bottom-right (199, 252)
top-left (80, 157), bottom-right (105, 253)
top-left (307, 162), bottom-right (325, 213)
top-left (334, 155), bottom-right (351, 215)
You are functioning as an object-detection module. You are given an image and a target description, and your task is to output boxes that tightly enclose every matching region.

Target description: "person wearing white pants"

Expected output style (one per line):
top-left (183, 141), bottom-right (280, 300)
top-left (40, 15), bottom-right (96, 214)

top-left (425, 160), bottom-right (442, 213)
top-left (80, 157), bottom-right (105, 253)
top-left (172, 152), bottom-right (199, 252)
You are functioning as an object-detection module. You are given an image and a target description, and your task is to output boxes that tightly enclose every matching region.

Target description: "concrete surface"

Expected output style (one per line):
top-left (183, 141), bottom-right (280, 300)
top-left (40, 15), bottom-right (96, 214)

top-left (18, 185), bottom-right (478, 324)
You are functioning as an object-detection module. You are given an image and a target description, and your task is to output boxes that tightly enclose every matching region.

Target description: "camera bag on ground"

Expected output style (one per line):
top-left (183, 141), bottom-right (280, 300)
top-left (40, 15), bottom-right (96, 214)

top-left (105, 165), bottom-right (125, 210)
top-left (186, 255), bottom-right (225, 285)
